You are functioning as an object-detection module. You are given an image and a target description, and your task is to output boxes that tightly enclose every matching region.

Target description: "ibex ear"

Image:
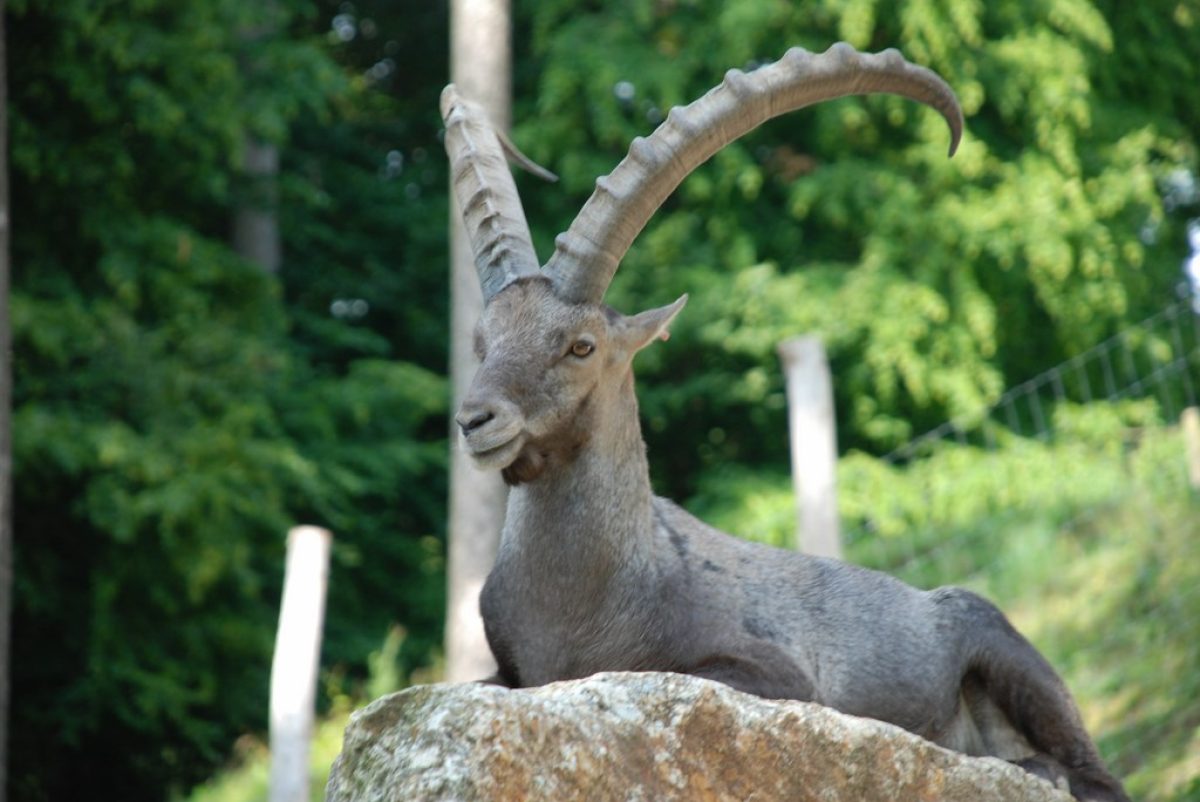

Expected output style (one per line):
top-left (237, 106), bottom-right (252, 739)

top-left (617, 294), bottom-right (688, 355)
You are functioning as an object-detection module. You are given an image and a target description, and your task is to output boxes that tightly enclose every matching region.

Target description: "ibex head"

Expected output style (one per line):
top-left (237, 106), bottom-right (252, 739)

top-left (455, 278), bottom-right (685, 484)
top-left (444, 43), bottom-right (963, 485)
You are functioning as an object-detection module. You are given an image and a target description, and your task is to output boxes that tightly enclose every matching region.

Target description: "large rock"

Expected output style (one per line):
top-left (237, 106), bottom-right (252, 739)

top-left (327, 671), bottom-right (1070, 802)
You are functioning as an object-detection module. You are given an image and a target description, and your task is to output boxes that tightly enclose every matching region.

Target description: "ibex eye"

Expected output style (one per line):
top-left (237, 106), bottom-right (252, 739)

top-left (570, 340), bottom-right (595, 358)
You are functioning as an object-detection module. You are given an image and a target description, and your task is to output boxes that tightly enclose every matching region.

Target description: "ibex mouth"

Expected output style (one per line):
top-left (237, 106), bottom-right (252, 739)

top-left (463, 432), bottom-right (526, 471)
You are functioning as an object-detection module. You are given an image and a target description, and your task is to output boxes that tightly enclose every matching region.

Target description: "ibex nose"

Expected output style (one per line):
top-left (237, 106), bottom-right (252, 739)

top-left (456, 407), bottom-right (495, 436)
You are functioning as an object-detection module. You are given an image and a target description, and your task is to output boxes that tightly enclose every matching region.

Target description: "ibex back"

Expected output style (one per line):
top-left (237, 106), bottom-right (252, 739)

top-left (443, 43), bottom-right (1129, 802)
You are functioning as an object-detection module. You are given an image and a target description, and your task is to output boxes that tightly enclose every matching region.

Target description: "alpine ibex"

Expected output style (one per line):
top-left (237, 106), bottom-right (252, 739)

top-left (442, 43), bottom-right (1129, 802)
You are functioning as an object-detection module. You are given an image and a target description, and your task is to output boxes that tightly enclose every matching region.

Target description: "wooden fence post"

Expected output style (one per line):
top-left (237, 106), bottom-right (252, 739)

top-left (268, 525), bottom-right (332, 802)
top-left (777, 336), bottom-right (842, 559)
top-left (1183, 407), bottom-right (1200, 491)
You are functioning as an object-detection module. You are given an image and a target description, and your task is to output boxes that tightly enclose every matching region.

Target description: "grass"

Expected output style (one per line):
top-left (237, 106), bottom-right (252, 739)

top-left (182, 627), bottom-right (440, 802)
top-left (184, 700), bottom-right (352, 802)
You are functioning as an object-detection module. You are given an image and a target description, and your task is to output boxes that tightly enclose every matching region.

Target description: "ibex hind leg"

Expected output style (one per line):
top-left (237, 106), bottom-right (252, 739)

top-left (946, 674), bottom-right (1068, 791)
top-left (937, 588), bottom-right (1131, 802)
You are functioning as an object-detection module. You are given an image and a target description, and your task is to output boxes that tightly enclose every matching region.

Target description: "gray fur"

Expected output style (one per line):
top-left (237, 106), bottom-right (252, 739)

top-left (456, 280), bottom-right (1129, 802)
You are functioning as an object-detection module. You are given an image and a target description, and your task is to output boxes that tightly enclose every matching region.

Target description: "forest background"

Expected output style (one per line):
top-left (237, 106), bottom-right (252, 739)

top-left (7, 0), bottom-right (1200, 801)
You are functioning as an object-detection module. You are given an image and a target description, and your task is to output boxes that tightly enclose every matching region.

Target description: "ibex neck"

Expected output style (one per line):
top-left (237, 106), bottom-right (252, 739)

top-left (501, 373), bottom-right (655, 571)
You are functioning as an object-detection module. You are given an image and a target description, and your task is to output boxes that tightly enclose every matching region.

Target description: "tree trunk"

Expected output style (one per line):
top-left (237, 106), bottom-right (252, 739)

top-left (0, 3), bottom-right (12, 796)
top-left (233, 9), bottom-right (281, 274)
top-left (444, 0), bottom-right (512, 683)
top-left (233, 137), bottom-right (282, 274)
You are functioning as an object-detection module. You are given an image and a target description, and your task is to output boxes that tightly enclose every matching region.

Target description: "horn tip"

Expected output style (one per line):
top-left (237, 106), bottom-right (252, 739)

top-left (440, 84), bottom-right (461, 118)
top-left (946, 107), bottom-right (965, 157)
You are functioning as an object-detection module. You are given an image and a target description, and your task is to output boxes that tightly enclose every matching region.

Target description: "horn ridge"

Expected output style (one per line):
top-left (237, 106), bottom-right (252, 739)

top-left (441, 84), bottom-right (541, 305)
top-left (543, 43), bottom-right (964, 305)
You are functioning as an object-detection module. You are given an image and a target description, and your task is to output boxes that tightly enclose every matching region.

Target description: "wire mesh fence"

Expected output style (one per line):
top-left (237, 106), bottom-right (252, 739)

top-left (837, 289), bottom-right (1200, 789)
top-left (844, 288), bottom-right (1200, 577)
top-left (883, 291), bottom-right (1198, 463)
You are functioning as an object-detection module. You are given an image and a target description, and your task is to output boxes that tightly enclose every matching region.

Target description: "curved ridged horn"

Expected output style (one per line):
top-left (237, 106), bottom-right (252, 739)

top-left (544, 43), bottom-right (964, 305)
top-left (441, 84), bottom-right (542, 304)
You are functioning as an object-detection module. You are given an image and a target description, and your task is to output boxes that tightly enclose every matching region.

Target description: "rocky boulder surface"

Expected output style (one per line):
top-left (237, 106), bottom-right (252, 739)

top-left (326, 671), bottom-right (1070, 802)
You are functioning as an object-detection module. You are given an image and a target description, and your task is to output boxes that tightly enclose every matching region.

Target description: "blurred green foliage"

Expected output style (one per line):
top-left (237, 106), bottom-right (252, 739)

top-left (185, 627), bottom-right (418, 802)
top-left (7, 0), bottom-right (1200, 800)
top-left (9, 0), bottom-right (448, 800)
top-left (509, 0), bottom-right (1199, 498)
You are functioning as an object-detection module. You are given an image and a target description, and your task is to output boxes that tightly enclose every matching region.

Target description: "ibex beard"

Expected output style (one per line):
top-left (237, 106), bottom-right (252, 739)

top-left (444, 42), bottom-right (1130, 802)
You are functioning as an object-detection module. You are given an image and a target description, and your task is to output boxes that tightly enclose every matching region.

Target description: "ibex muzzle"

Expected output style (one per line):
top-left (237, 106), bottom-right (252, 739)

top-left (442, 43), bottom-right (1129, 802)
